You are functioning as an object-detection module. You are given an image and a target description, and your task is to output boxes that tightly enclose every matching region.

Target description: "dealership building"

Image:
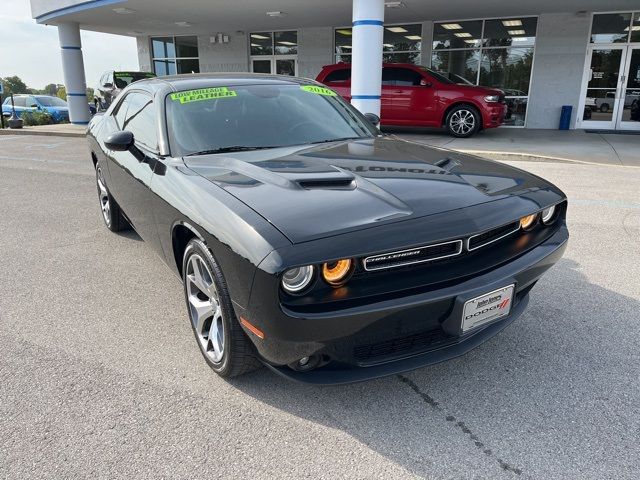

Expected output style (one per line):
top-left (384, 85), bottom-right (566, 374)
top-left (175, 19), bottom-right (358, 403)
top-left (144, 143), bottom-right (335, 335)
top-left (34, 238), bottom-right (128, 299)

top-left (30, 0), bottom-right (640, 131)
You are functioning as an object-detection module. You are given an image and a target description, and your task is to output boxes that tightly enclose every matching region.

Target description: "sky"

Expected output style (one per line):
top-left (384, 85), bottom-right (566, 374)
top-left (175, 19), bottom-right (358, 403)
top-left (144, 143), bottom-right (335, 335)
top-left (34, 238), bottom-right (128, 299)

top-left (0, 0), bottom-right (139, 89)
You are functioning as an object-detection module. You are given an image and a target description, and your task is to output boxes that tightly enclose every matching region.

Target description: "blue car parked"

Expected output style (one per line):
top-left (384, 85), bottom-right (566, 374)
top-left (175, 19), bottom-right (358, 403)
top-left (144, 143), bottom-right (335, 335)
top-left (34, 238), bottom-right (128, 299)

top-left (2, 95), bottom-right (70, 123)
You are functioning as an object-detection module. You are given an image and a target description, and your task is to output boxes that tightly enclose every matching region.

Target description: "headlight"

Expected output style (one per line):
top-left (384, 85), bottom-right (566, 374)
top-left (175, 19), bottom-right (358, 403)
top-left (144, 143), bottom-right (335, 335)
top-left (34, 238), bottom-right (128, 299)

top-left (519, 213), bottom-right (538, 231)
top-left (321, 259), bottom-right (354, 287)
top-left (484, 95), bottom-right (500, 103)
top-left (541, 205), bottom-right (557, 225)
top-left (281, 266), bottom-right (314, 293)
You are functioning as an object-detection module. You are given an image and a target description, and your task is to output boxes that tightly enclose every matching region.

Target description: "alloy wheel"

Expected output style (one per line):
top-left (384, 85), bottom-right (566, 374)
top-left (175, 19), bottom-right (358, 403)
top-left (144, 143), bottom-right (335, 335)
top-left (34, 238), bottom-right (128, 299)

top-left (96, 167), bottom-right (111, 226)
top-left (450, 109), bottom-right (476, 136)
top-left (186, 254), bottom-right (225, 363)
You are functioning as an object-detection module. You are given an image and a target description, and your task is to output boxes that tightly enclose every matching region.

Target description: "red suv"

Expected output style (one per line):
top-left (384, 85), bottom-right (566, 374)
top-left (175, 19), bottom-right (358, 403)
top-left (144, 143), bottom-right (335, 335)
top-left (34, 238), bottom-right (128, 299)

top-left (316, 63), bottom-right (507, 138)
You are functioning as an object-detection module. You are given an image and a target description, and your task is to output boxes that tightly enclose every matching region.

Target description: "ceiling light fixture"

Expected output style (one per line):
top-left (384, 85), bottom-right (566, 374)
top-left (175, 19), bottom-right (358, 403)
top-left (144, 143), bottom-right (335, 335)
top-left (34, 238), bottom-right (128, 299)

top-left (441, 23), bottom-right (463, 30)
top-left (250, 34), bottom-right (270, 39)
top-left (175, 21), bottom-right (192, 27)
top-left (384, 1), bottom-right (405, 8)
top-left (508, 29), bottom-right (526, 35)
top-left (386, 26), bottom-right (408, 33)
top-left (464, 39), bottom-right (478, 44)
top-left (454, 32), bottom-right (472, 38)
top-left (336, 29), bottom-right (353, 36)
top-left (405, 35), bottom-right (422, 40)
top-left (266, 11), bottom-right (287, 17)
top-left (277, 41), bottom-right (296, 46)
top-left (113, 7), bottom-right (136, 14)
top-left (502, 19), bottom-right (523, 27)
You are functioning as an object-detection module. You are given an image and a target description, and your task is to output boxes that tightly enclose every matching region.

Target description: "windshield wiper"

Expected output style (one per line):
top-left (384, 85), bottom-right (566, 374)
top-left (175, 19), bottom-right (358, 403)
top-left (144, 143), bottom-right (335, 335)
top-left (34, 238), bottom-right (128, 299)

top-left (309, 137), bottom-right (364, 145)
top-left (184, 145), bottom-right (281, 156)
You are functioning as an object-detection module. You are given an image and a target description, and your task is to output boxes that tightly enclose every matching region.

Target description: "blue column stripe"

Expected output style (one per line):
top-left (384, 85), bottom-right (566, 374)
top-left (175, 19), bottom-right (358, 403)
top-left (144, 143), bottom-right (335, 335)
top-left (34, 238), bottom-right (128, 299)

top-left (352, 20), bottom-right (384, 27)
top-left (61, 46), bottom-right (81, 50)
top-left (67, 93), bottom-right (88, 97)
top-left (351, 95), bottom-right (381, 100)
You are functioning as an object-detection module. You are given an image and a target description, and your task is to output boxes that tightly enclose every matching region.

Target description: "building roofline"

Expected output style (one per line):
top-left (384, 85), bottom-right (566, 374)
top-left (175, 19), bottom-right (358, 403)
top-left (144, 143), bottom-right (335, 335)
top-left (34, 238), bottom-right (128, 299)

top-left (35, 0), bottom-right (127, 24)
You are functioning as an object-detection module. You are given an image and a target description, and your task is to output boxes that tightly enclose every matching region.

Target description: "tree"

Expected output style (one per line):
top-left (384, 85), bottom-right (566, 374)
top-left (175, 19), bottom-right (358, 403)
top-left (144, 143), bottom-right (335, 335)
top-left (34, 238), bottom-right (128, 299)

top-left (86, 87), bottom-right (94, 103)
top-left (44, 83), bottom-right (59, 96)
top-left (1, 76), bottom-right (29, 95)
top-left (57, 86), bottom-right (66, 100)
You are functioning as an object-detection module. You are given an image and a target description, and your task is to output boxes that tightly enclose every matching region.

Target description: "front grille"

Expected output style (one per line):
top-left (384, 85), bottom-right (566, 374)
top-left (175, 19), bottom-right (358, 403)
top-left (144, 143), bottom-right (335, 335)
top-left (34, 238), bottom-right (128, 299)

top-left (363, 239), bottom-right (462, 271)
top-left (467, 221), bottom-right (520, 251)
top-left (353, 328), bottom-right (455, 364)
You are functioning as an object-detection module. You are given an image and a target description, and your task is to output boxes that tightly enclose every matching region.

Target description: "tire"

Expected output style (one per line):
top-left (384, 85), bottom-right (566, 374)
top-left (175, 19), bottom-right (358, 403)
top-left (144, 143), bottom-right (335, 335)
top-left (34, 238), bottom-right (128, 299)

top-left (599, 103), bottom-right (610, 113)
top-left (95, 164), bottom-right (129, 232)
top-left (446, 104), bottom-right (481, 138)
top-left (182, 239), bottom-right (261, 378)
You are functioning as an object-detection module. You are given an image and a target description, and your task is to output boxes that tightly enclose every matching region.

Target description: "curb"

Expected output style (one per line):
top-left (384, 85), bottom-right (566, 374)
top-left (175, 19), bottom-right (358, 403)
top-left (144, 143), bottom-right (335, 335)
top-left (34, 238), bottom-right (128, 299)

top-left (453, 149), bottom-right (639, 169)
top-left (0, 128), bottom-right (86, 138)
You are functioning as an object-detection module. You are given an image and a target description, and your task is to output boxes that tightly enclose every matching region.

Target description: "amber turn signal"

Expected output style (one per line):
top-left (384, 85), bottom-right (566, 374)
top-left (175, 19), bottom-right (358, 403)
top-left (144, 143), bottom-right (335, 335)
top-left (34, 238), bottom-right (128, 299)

top-left (321, 259), bottom-right (354, 287)
top-left (519, 213), bottom-right (538, 231)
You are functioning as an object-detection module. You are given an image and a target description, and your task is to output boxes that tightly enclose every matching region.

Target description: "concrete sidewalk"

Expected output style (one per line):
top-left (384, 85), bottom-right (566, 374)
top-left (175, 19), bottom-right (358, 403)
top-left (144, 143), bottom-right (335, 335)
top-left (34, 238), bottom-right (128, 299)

top-left (392, 127), bottom-right (639, 167)
top-left (2, 123), bottom-right (637, 167)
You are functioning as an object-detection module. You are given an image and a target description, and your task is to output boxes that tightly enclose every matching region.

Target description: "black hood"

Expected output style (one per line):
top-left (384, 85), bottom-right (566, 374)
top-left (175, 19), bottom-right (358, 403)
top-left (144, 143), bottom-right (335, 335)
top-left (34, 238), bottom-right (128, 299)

top-left (184, 137), bottom-right (554, 243)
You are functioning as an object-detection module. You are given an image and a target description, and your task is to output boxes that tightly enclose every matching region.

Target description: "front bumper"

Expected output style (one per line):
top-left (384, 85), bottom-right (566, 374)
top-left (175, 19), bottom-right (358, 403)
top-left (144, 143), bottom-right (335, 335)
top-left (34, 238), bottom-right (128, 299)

top-left (483, 103), bottom-right (507, 129)
top-left (241, 226), bottom-right (568, 384)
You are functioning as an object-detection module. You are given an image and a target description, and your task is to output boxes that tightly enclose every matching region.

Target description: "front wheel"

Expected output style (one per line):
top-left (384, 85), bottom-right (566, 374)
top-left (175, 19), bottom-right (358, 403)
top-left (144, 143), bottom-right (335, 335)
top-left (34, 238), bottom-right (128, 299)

top-left (446, 105), bottom-right (480, 138)
top-left (182, 239), bottom-right (261, 378)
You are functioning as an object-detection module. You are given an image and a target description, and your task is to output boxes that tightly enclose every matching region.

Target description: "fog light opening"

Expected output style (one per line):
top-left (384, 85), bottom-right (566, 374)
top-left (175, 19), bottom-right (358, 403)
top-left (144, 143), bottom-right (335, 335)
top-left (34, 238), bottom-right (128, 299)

top-left (288, 355), bottom-right (321, 372)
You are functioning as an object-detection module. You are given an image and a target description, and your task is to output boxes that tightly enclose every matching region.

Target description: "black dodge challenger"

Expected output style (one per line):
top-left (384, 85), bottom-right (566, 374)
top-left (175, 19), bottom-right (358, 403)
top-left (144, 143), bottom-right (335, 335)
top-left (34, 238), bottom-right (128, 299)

top-left (87, 74), bottom-right (568, 384)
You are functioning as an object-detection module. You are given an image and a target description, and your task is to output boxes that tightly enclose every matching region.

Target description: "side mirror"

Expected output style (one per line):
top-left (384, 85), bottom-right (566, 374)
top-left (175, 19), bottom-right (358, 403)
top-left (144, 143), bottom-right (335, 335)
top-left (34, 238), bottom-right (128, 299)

top-left (420, 79), bottom-right (432, 87)
top-left (105, 130), bottom-right (134, 151)
top-left (364, 112), bottom-right (380, 126)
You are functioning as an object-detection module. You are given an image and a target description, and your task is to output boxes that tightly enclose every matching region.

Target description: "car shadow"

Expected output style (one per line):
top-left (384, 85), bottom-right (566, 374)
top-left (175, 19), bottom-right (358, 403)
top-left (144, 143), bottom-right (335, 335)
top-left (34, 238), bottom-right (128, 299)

top-left (227, 258), bottom-right (640, 478)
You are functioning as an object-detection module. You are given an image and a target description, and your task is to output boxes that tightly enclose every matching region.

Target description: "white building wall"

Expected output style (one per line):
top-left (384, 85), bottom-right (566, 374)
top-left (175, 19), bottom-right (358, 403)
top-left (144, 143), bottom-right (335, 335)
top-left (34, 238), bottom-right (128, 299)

top-left (198, 33), bottom-right (249, 72)
top-left (136, 36), bottom-right (151, 72)
top-left (298, 27), bottom-right (334, 80)
top-left (526, 13), bottom-right (591, 129)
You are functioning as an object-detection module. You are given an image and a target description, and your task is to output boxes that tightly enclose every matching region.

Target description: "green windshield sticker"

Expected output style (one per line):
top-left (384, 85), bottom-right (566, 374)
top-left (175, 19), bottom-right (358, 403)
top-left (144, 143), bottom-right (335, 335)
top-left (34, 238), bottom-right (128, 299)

top-left (300, 85), bottom-right (337, 96)
top-left (170, 87), bottom-right (237, 104)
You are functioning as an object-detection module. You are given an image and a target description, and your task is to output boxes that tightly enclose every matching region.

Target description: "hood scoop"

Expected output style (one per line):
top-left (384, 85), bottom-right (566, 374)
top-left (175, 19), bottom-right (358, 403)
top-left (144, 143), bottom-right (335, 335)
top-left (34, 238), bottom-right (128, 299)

top-left (298, 177), bottom-right (355, 190)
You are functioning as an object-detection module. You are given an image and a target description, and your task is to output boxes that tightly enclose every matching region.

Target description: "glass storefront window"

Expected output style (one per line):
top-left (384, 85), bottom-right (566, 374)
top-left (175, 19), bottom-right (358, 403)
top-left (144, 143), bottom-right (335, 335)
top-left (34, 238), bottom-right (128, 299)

top-left (383, 24), bottom-right (422, 52)
top-left (151, 36), bottom-right (199, 76)
top-left (152, 37), bottom-right (175, 59)
top-left (250, 32), bottom-right (273, 55)
top-left (433, 21), bottom-right (483, 49)
top-left (479, 47), bottom-right (534, 95)
top-left (631, 13), bottom-right (640, 43)
top-left (591, 13), bottom-right (633, 44)
top-left (504, 98), bottom-right (528, 127)
top-left (483, 18), bottom-right (537, 47)
top-left (335, 24), bottom-right (421, 64)
top-left (431, 49), bottom-right (480, 85)
top-left (274, 31), bottom-right (298, 55)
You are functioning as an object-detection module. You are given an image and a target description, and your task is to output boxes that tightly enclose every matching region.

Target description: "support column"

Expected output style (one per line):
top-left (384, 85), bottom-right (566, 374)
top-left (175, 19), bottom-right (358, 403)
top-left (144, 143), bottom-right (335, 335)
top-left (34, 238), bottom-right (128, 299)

top-left (58, 23), bottom-right (90, 125)
top-left (351, 0), bottom-right (384, 117)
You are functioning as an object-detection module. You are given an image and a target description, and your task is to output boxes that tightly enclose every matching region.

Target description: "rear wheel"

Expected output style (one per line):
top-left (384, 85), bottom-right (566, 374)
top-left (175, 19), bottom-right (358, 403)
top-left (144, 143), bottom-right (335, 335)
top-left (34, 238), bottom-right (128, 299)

top-left (182, 239), bottom-right (261, 378)
top-left (95, 165), bottom-right (128, 232)
top-left (446, 105), bottom-right (480, 138)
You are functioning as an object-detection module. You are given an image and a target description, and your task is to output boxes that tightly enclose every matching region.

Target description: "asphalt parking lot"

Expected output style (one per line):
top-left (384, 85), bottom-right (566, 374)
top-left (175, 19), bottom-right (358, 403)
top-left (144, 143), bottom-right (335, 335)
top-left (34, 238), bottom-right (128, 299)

top-left (1, 134), bottom-right (639, 479)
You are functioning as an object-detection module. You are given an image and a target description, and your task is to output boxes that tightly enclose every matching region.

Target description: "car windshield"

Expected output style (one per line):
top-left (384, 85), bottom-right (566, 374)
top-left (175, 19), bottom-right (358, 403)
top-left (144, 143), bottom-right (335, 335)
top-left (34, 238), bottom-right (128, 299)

top-left (114, 72), bottom-right (156, 89)
top-left (166, 84), bottom-right (376, 157)
top-left (35, 96), bottom-right (67, 107)
top-left (416, 67), bottom-right (454, 85)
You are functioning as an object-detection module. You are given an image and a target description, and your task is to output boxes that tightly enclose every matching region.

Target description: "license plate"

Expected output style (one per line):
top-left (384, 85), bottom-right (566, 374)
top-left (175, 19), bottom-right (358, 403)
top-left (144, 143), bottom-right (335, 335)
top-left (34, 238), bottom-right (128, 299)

top-left (462, 285), bottom-right (514, 333)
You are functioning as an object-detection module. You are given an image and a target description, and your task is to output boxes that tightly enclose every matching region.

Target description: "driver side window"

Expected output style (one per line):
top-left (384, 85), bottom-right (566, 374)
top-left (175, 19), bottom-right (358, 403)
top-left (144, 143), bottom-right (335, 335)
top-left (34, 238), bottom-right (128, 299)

top-left (119, 92), bottom-right (158, 152)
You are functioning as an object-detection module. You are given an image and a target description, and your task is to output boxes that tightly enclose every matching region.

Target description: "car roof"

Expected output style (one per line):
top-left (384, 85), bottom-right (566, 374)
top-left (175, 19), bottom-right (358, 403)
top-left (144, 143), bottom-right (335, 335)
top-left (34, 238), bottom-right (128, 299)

top-left (130, 73), bottom-right (320, 95)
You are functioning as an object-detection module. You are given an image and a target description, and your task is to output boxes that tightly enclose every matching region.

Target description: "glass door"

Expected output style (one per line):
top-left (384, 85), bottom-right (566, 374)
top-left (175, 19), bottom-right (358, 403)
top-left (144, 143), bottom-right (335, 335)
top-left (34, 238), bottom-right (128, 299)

top-left (251, 57), bottom-right (297, 76)
top-left (617, 47), bottom-right (640, 130)
top-left (579, 46), bottom-right (626, 129)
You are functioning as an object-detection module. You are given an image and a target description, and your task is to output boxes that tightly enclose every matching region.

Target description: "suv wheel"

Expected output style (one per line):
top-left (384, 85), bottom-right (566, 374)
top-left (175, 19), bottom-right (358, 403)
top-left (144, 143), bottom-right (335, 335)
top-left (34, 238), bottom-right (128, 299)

top-left (446, 105), bottom-right (480, 138)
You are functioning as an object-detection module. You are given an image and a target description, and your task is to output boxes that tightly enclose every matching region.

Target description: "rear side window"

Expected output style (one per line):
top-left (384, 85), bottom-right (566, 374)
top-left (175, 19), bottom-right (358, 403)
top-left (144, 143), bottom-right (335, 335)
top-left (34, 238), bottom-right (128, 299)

top-left (324, 69), bottom-right (351, 83)
top-left (121, 92), bottom-right (157, 151)
top-left (13, 97), bottom-right (27, 107)
top-left (382, 68), bottom-right (423, 86)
